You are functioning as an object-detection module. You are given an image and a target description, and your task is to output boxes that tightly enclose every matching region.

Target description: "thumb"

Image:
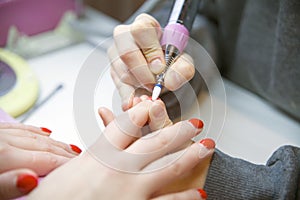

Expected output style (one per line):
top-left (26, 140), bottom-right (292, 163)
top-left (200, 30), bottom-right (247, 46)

top-left (98, 107), bottom-right (115, 127)
top-left (0, 169), bottom-right (38, 200)
top-left (131, 14), bottom-right (165, 74)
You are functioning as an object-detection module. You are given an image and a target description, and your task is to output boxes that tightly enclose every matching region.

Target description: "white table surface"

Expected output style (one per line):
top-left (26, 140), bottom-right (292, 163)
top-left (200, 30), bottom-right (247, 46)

top-left (22, 41), bottom-right (300, 165)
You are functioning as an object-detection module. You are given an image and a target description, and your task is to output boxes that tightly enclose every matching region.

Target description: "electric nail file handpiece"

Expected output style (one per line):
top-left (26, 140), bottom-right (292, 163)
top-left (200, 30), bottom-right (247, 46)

top-left (152, 0), bottom-right (199, 100)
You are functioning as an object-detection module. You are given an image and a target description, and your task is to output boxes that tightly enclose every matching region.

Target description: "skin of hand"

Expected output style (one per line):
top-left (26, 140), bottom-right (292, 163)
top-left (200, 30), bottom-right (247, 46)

top-left (108, 13), bottom-right (195, 111)
top-left (130, 96), bottom-right (213, 196)
top-left (27, 99), bottom-right (214, 200)
top-left (0, 123), bottom-right (81, 200)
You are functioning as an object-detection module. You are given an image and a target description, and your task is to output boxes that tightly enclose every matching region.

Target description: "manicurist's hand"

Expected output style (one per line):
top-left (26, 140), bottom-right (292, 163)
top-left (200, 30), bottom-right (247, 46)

top-left (0, 123), bottom-right (82, 200)
top-left (28, 99), bottom-right (214, 200)
top-left (108, 13), bottom-right (195, 110)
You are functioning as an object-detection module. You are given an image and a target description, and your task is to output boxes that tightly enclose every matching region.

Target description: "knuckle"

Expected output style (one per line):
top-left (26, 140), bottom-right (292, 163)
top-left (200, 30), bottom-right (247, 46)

top-left (31, 152), bottom-right (58, 167)
top-left (41, 143), bottom-right (53, 152)
top-left (130, 20), bottom-right (144, 34)
top-left (120, 73), bottom-right (133, 85)
top-left (119, 51), bottom-right (136, 65)
top-left (129, 111), bottom-right (142, 128)
top-left (0, 142), bottom-right (9, 158)
top-left (113, 24), bottom-right (129, 37)
top-left (27, 132), bottom-right (38, 140)
top-left (131, 15), bottom-right (161, 42)
top-left (156, 133), bottom-right (169, 148)
top-left (47, 154), bottom-right (60, 168)
top-left (169, 162), bottom-right (184, 177)
top-left (143, 46), bottom-right (162, 59)
top-left (134, 13), bottom-right (160, 28)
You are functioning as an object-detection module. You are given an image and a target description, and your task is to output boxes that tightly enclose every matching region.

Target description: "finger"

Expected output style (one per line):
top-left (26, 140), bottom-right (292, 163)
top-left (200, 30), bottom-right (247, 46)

top-left (0, 144), bottom-right (70, 176)
top-left (0, 130), bottom-right (79, 156)
top-left (131, 14), bottom-right (165, 74)
top-left (142, 139), bottom-right (215, 192)
top-left (98, 107), bottom-right (115, 127)
top-left (114, 24), bottom-right (155, 89)
top-left (132, 96), bottom-right (142, 107)
top-left (126, 119), bottom-right (204, 165)
top-left (109, 44), bottom-right (148, 110)
top-left (110, 66), bottom-right (135, 111)
top-left (108, 45), bottom-right (140, 87)
top-left (0, 133), bottom-right (77, 158)
top-left (0, 123), bottom-right (52, 136)
top-left (110, 64), bottom-right (136, 111)
top-left (151, 189), bottom-right (206, 200)
top-left (139, 94), bottom-right (151, 101)
top-left (0, 169), bottom-right (38, 200)
top-left (148, 100), bottom-right (173, 131)
top-left (164, 53), bottom-right (195, 91)
top-left (103, 100), bottom-right (153, 149)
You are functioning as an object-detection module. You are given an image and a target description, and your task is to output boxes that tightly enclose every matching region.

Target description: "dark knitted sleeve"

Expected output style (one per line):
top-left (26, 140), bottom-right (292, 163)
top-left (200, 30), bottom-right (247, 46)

top-left (204, 146), bottom-right (300, 199)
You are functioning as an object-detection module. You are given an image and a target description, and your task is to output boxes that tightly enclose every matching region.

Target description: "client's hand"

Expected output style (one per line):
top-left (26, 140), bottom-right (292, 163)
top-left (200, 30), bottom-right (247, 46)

top-left (28, 99), bottom-right (214, 200)
top-left (108, 13), bottom-right (195, 110)
top-left (0, 123), bottom-right (81, 200)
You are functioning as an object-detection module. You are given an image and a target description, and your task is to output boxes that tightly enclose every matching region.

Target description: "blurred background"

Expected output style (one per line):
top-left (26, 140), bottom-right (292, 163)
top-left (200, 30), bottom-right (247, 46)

top-left (0, 0), bottom-right (157, 118)
top-left (0, 0), bottom-right (153, 57)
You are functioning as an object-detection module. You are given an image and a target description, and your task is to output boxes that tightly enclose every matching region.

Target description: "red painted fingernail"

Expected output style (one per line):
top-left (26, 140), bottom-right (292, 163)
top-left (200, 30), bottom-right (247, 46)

top-left (198, 189), bottom-right (207, 199)
top-left (188, 118), bottom-right (204, 129)
top-left (40, 127), bottom-right (52, 134)
top-left (70, 144), bottom-right (82, 154)
top-left (199, 138), bottom-right (215, 150)
top-left (17, 174), bottom-right (38, 193)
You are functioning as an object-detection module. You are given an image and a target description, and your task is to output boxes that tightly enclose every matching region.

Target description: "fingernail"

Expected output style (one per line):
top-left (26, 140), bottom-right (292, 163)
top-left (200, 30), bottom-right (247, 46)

top-left (143, 84), bottom-right (153, 92)
top-left (40, 127), bottom-right (52, 134)
top-left (150, 58), bottom-right (163, 74)
top-left (169, 70), bottom-right (184, 85)
top-left (140, 95), bottom-right (151, 101)
top-left (198, 189), bottom-right (207, 199)
top-left (122, 102), bottom-right (130, 111)
top-left (147, 96), bottom-right (153, 101)
top-left (199, 138), bottom-right (215, 150)
top-left (151, 103), bottom-right (164, 119)
top-left (133, 97), bottom-right (141, 105)
top-left (17, 174), bottom-right (38, 193)
top-left (70, 144), bottom-right (82, 154)
top-left (188, 118), bottom-right (204, 129)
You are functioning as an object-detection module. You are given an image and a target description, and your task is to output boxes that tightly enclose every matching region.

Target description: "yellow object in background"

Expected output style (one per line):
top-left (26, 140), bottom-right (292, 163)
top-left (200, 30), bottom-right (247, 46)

top-left (0, 48), bottom-right (39, 117)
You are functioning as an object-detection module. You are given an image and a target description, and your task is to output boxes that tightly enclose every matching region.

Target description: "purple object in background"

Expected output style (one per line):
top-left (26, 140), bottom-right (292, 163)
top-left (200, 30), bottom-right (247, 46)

top-left (160, 23), bottom-right (189, 54)
top-left (0, 0), bottom-right (81, 46)
top-left (0, 108), bottom-right (17, 123)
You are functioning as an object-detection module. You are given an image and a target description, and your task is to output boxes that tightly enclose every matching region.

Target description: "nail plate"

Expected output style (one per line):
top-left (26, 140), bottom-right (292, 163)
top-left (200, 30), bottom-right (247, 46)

top-left (198, 189), bottom-right (207, 199)
top-left (40, 127), bottom-right (52, 134)
top-left (199, 138), bottom-right (215, 150)
top-left (147, 96), bottom-right (153, 101)
top-left (188, 118), bottom-right (204, 129)
top-left (151, 103), bottom-right (164, 118)
top-left (17, 174), bottom-right (38, 193)
top-left (150, 58), bottom-right (163, 74)
top-left (70, 144), bottom-right (82, 154)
